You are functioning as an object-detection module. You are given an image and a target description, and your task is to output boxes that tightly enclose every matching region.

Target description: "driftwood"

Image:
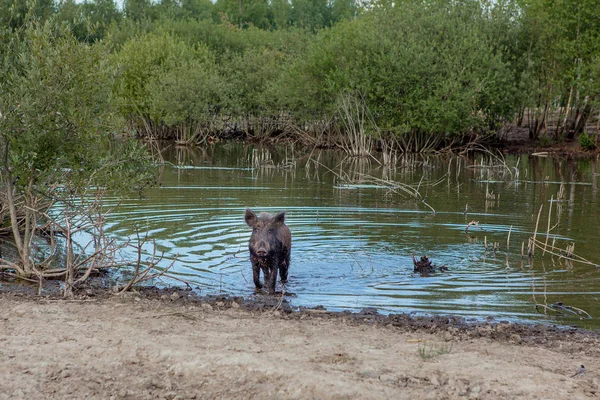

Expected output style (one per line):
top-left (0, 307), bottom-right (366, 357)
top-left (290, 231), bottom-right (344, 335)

top-left (412, 254), bottom-right (449, 276)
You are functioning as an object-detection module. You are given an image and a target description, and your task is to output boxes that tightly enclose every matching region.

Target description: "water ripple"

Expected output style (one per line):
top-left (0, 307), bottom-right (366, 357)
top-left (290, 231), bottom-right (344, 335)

top-left (95, 147), bottom-right (600, 329)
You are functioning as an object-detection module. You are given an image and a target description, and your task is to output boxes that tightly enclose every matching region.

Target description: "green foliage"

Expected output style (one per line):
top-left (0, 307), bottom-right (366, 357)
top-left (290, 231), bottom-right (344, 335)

top-left (221, 47), bottom-right (290, 115)
top-left (163, 0), bottom-right (217, 22)
top-left (124, 0), bottom-right (156, 22)
top-left (271, 0), bottom-right (517, 137)
top-left (0, 19), bottom-right (153, 278)
top-left (215, 0), bottom-right (272, 30)
top-left (271, 0), bottom-right (292, 29)
top-left (147, 47), bottom-right (224, 125)
top-left (0, 21), bottom-right (153, 196)
top-left (520, 0), bottom-right (600, 138)
top-left (55, 0), bottom-right (122, 42)
top-left (291, 0), bottom-right (328, 31)
top-left (579, 132), bottom-right (597, 151)
top-left (112, 18), bottom-right (311, 124)
top-left (152, 17), bottom-right (311, 59)
top-left (2, 0), bottom-right (598, 152)
top-left (114, 32), bottom-right (224, 127)
top-left (0, 0), bottom-right (54, 31)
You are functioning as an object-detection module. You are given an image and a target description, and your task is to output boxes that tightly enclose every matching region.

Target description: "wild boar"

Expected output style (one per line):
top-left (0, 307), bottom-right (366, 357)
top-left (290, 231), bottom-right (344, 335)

top-left (244, 208), bottom-right (292, 294)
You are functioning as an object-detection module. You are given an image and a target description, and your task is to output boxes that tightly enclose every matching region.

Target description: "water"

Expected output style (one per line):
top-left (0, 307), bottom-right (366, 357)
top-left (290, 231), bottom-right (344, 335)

top-left (105, 144), bottom-right (600, 329)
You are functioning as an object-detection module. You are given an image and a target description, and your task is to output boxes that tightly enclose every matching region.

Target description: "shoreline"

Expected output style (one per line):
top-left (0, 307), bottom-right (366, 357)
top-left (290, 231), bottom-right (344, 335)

top-left (1, 289), bottom-right (599, 399)
top-left (2, 285), bottom-right (599, 345)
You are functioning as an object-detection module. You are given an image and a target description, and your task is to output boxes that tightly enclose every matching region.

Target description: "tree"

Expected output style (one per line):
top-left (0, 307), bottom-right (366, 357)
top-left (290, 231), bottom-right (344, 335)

top-left (329, 0), bottom-right (357, 24)
top-left (0, 22), bottom-right (153, 280)
top-left (215, 0), bottom-right (272, 29)
top-left (271, 0), bottom-right (292, 29)
top-left (124, 0), bottom-right (155, 21)
top-left (291, 0), bottom-right (328, 30)
top-left (520, 0), bottom-right (600, 139)
top-left (0, 0), bottom-right (54, 30)
top-left (178, 0), bottom-right (217, 22)
top-left (270, 0), bottom-right (517, 148)
top-left (55, 0), bottom-right (122, 42)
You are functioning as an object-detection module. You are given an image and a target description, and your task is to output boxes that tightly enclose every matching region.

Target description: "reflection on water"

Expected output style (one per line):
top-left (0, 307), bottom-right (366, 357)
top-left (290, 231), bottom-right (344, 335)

top-left (105, 144), bottom-right (600, 329)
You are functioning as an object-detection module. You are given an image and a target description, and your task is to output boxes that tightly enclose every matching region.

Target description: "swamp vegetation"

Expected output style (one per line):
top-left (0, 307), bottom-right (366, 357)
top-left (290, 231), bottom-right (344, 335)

top-left (0, 0), bottom-right (599, 323)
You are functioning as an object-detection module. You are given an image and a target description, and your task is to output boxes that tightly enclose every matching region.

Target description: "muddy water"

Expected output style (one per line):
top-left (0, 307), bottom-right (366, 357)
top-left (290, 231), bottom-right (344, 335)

top-left (106, 144), bottom-right (600, 329)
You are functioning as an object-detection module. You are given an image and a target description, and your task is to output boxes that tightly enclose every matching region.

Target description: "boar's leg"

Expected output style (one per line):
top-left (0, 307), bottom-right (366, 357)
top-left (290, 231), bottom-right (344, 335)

top-left (279, 260), bottom-right (289, 284)
top-left (265, 264), bottom-right (278, 294)
top-left (279, 251), bottom-right (290, 284)
top-left (279, 266), bottom-right (288, 284)
top-left (252, 260), bottom-right (262, 289)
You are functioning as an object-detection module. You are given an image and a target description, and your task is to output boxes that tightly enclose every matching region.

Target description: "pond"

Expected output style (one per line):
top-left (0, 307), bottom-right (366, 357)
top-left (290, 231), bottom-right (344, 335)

top-left (106, 143), bottom-right (600, 329)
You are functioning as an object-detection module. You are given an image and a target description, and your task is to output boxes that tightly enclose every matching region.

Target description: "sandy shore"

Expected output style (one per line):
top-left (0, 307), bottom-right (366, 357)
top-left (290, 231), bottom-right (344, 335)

top-left (0, 291), bottom-right (598, 399)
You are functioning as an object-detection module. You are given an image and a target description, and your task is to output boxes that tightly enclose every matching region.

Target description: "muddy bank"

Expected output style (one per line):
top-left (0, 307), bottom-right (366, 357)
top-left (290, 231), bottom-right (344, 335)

top-left (501, 126), bottom-right (600, 158)
top-left (0, 288), bottom-right (599, 399)
top-left (3, 284), bottom-right (600, 352)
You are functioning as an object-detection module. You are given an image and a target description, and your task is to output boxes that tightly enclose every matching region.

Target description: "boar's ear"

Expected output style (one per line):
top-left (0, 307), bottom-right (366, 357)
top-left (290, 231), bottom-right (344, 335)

top-left (273, 212), bottom-right (286, 226)
top-left (245, 209), bottom-right (257, 227)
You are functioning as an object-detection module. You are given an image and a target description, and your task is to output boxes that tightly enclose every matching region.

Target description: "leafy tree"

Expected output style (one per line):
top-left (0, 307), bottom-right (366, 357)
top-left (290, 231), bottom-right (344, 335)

top-left (114, 32), bottom-right (224, 132)
top-left (177, 0), bottom-right (217, 22)
top-left (0, 0), bottom-right (54, 30)
top-left (270, 0), bottom-right (517, 144)
top-left (0, 22), bottom-right (153, 278)
top-left (290, 0), bottom-right (328, 30)
top-left (55, 0), bottom-right (122, 42)
top-left (124, 0), bottom-right (156, 22)
top-left (215, 0), bottom-right (272, 29)
top-left (271, 0), bottom-right (292, 29)
top-left (520, 0), bottom-right (600, 139)
top-left (329, 0), bottom-right (357, 24)
top-left (221, 47), bottom-right (288, 115)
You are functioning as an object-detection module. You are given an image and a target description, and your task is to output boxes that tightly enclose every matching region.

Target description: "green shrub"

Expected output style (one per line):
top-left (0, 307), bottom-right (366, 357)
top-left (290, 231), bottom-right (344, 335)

top-left (0, 21), bottom-right (154, 278)
top-left (114, 32), bottom-right (223, 127)
top-left (579, 132), bottom-right (597, 150)
top-left (270, 0), bottom-right (517, 138)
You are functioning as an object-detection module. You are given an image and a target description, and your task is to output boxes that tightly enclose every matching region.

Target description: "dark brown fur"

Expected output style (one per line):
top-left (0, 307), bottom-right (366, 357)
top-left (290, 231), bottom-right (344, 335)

top-left (245, 209), bottom-right (292, 294)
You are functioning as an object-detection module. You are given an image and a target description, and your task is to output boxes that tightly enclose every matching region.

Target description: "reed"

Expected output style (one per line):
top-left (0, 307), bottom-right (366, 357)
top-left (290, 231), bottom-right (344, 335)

top-left (527, 201), bottom-right (598, 267)
top-left (542, 196), bottom-right (553, 257)
top-left (465, 220), bottom-right (479, 233)
top-left (335, 93), bottom-right (375, 157)
top-left (531, 204), bottom-right (544, 258)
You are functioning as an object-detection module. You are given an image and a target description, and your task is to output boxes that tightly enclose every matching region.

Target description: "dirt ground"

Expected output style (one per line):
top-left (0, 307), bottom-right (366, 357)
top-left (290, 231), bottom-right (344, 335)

top-left (0, 290), bottom-right (599, 400)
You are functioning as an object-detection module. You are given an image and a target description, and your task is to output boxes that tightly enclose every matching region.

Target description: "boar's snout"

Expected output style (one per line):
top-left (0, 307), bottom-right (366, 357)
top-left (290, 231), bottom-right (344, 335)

top-left (255, 240), bottom-right (269, 257)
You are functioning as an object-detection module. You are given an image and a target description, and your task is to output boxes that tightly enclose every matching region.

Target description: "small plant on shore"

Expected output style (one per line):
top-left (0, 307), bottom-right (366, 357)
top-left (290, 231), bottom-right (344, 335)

top-left (579, 132), bottom-right (597, 150)
top-left (418, 341), bottom-right (453, 359)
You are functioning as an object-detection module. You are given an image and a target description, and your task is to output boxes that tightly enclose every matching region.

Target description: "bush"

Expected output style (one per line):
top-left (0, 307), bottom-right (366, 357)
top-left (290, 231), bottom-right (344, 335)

top-left (0, 21), bottom-right (154, 278)
top-left (1, 22), bottom-right (125, 188)
top-left (113, 20), bottom-right (310, 129)
top-left (270, 0), bottom-right (517, 139)
top-left (114, 32), bottom-right (223, 128)
top-left (579, 132), bottom-right (597, 150)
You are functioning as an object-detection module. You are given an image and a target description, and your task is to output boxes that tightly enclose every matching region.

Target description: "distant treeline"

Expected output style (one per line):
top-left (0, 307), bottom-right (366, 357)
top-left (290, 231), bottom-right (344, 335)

top-left (1, 0), bottom-right (599, 151)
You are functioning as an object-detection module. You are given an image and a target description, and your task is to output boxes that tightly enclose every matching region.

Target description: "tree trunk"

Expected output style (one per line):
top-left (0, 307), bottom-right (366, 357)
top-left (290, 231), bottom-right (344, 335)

top-left (567, 103), bottom-right (592, 139)
top-left (4, 172), bottom-right (34, 276)
top-left (64, 213), bottom-right (74, 297)
top-left (556, 85), bottom-right (573, 140)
